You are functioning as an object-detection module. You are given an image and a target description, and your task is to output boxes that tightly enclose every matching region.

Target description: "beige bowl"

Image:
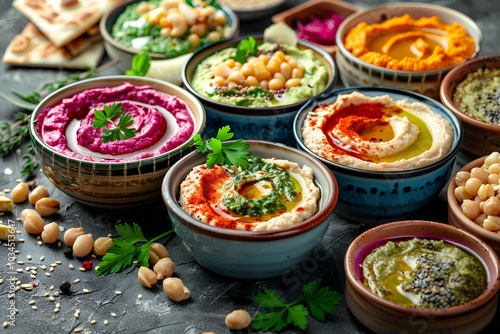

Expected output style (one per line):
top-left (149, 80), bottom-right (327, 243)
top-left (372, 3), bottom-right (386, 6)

top-left (345, 220), bottom-right (500, 334)
top-left (335, 2), bottom-right (482, 99)
top-left (440, 54), bottom-right (500, 157)
top-left (447, 155), bottom-right (500, 256)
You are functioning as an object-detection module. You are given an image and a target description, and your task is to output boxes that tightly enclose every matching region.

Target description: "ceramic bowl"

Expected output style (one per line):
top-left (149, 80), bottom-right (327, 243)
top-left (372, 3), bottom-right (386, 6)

top-left (447, 154), bottom-right (500, 256)
top-left (99, 0), bottom-right (239, 85)
top-left (271, 0), bottom-right (359, 57)
top-left (182, 35), bottom-right (337, 146)
top-left (440, 54), bottom-right (500, 157)
top-left (29, 75), bottom-right (205, 210)
top-left (293, 86), bottom-right (463, 224)
top-left (219, 0), bottom-right (287, 22)
top-left (345, 220), bottom-right (500, 334)
top-left (335, 2), bottom-right (482, 99)
top-left (161, 140), bottom-right (338, 279)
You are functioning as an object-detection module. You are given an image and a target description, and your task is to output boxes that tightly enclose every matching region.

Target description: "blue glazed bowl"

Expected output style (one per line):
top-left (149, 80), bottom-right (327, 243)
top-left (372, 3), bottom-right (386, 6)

top-left (293, 87), bottom-right (463, 224)
top-left (181, 36), bottom-right (337, 146)
top-left (161, 140), bottom-right (338, 279)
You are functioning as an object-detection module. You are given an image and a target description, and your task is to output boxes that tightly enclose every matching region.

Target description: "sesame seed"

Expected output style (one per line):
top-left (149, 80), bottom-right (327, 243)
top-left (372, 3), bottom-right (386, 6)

top-left (37, 241), bottom-right (43, 246)
top-left (40, 256), bottom-right (45, 261)
top-left (69, 264), bottom-right (74, 269)
top-left (26, 255), bottom-right (32, 260)
top-left (138, 294), bottom-right (142, 299)
top-left (45, 273), bottom-right (50, 277)
top-left (31, 305), bottom-right (37, 310)
top-left (73, 328), bottom-right (83, 333)
top-left (110, 312), bottom-right (117, 317)
top-left (74, 279), bottom-right (80, 284)
top-left (90, 320), bottom-right (96, 325)
top-left (115, 291), bottom-right (122, 295)
top-left (54, 308), bottom-right (60, 313)
top-left (79, 267), bottom-right (86, 272)
top-left (104, 320), bottom-right (109, 325)
top-left (49, 296), bottom-right (55, 302)
top-left (3, 321), bottom-right (8, 328)
top-left (17, 239), bottom-right (24, 243)
top-left (28, 300), bottom-right (35, 305)
top-left (83, 289), bottom-right (90, 293)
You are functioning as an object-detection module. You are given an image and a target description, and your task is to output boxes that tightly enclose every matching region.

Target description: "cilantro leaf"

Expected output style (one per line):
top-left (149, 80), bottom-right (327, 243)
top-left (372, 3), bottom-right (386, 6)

top-left (252, 310), bottom-right (288, 332)
top-left (115, 223), bottom-right (148, 244)
top-left (234, 36), bottom-right (258, 64)
top-left (92, 103), bottom-right (137, 143)
top-left (254, 289), bottom-right (287, 309)
top-left (286, 304), bottom-right (309, 330)
top-left (302, 279), bottom-right (343, 321)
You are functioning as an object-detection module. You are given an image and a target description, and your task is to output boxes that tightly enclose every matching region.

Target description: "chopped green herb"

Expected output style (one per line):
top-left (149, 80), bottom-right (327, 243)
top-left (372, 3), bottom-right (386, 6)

top-left (92, 103), bottom-right (136, 143)
top-left (233, 36), bottom-right (258, 64)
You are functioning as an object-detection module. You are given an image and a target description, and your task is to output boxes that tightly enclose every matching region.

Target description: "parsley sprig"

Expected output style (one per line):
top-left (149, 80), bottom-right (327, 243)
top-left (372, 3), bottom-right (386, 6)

top-left (191, 125), bottom-right (250, 169)
top-left (233, 36), bottom-right (258, 64)
top-left (252, 279), bottom-right (343, 332)
top-left (96, 223), bottom-right (174, 276)
top-left (92, 103), bottom-right (136, 143)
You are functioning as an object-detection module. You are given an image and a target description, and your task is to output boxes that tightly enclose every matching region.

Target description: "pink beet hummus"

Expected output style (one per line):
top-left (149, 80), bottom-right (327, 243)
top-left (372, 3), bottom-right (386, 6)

top-left (36, 82), bottom-right (195, 162)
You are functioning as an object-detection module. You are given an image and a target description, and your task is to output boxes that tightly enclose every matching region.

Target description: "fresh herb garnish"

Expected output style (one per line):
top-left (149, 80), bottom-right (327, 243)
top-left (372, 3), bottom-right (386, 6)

top-left (234, 36), bottom-right (258, 64)
top-left (96, 223), bottom-right (174, 276)
top-left (20, 144), bottom-right (37, 180)
top-left (208, 86), bottom-right (275, 106)
top-left (191, 125), bottom-right (250, 169)
top-left (252, 279), bottom-right (343, 332)
top-left (126, 53), bottom-right (151, 76)
top-left (92, 103), bottom-right (136, 143)
top-left (185, 0), bottom-right (220, 9)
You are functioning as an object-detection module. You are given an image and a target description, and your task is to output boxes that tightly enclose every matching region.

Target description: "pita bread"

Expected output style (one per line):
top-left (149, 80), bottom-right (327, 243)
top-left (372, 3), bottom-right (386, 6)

top-left (2, 23), bottom-right (104, 70)
top-left (65, 24), bottom-right (102, 57)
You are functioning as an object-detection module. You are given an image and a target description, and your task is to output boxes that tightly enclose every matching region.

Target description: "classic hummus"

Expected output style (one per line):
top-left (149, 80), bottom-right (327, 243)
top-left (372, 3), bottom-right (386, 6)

top-left (344, 14), bottom-right (476, 71)
top-left (362, 238), bottom-right (487, 308)
top-left (179, 155), bottom-right (320, 231)
top-left (190, 42), bottom-right (329, 107)
top-left (36, 82), bottom-right (195, 162)
top-left (301, 91), bottom-right (453, 171)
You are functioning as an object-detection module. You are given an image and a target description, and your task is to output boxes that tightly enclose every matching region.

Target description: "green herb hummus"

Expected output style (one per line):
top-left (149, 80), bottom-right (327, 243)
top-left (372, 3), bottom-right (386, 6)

top-left (362, 238), bottom-right (487, 308)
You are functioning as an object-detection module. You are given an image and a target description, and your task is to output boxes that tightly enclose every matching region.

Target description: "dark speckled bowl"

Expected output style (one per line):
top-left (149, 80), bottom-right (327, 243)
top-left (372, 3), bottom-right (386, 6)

top-left (293, 86), bottom-right (463, 224)
top-left (345, 220), bottom-right (500, 334)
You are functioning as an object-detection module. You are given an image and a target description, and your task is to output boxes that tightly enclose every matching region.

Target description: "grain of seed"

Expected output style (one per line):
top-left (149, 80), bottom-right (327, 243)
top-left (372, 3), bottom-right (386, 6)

top-left (49, 296), bottom-right (55, 302)
top-left (40, 256), bottom-right (44, 261)
top-left (83, 289), bottom-right (90, 293)
top-left (27, 255), bottom-right (32, 260)
top-left (79, 267), bottom-right (86, 272)
top-left (50, 285), bottom-right (54, 290)
top-left (40, 265), bottom-right (46, 270)
top-left (17, 261), bottom-right (24, 265)
top-left (55, 260), bottom-right (62, 265)
top-left (74, 279), bottom-right (80, 283)
top-left (56, 303), bottom-right (60, 308)
top-left (73, 328), bottom-right (83, 333)
top-left (43, 292), bottom-right (49, 297)
top-left (115, 291), bottom-right (122, 295)
top-left (16, 269), bottom-right (23, 273)
top-left (37, 241), bottom-right (42, 246)
top-left (50, 267), bottom-right (54, 272)
top-left (104, 320), bottom-right (109, 325)
top-left (54, 308), bottom-right (60, 313)
top-left (28, 300), bottom-right (35, 305)
top-left (74, 312), bottom-right (79, 318)
top-left (0, 278), bottom-right (3, 284)
top-left (69, 264), bottom-right (74, 269)
top-left (45, 273), bottom-right (50, 277)
top-left (31, 305), bottom-right (37, 310)
top-left (20, 284), bottom-right (32, 289)
top-left (17, 238), bottom-right (24, 243)
top-left (3, 321), bottom-right (8, 328)
top-left (90, 320), bottom-right (96, 325)
top-left (138, 294), bottom-right (142, 299)
top-left (110, 312), bottom-right (117, 317)
top-left (30, 274), bottom-right (36, 279)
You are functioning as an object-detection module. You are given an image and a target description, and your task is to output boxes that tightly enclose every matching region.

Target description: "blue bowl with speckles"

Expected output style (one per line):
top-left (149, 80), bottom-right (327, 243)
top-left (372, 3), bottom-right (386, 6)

top-left (293, 86), bottom-right (463, 224)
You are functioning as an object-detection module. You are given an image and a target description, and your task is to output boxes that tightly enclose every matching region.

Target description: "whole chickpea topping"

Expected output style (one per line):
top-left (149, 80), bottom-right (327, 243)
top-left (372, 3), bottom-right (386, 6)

top-left (72, 234), bottom-right (94, 257)
top-left (138, 266), bottom-right (158, 288)
top-left (64, 227), bottom-right (84, 247)
top-left (93, 237), bottom-right (113, 256)
top-left (20, 208), bottom-right (40, 223)
top-left (153, 257), bottom-right (176, 280)
top-left (29, 185), bottom-right (49, 205)
top-left (35, 197), bottom-right (61, 216)
top-left (149, 242), bottom-right (169, 266)
top-left (41, 222), bottom-right (60, 244)
top-left (163, 277), bottom-right (190, 302)
top-left (225, 309), bottom-right (252, 330)
top-left (23, 212), bottom-right (45, 235)
top-left (11, 182), bottom-right (29, 203)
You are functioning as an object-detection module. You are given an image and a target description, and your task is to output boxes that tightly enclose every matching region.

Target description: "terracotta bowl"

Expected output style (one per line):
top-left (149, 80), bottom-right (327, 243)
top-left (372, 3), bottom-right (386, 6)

top-left (99, 0), bottom-right (239, 85)
top-left (271, 0), bottom-right (359, 57)
top-left (29, 76), bottom-right (205, 210)
top-left (335, 2), bottom-right (482, 99)
top-left (440, 54), bottom-right (500, 158)
top-left (182, 35), bottom-right (337, 146)
top-left (161, 140), bottom-right (338, 279)
top-left (345, 220), bottom-right (500, 334)
top-left (447, 154), bottom-right (500, 256)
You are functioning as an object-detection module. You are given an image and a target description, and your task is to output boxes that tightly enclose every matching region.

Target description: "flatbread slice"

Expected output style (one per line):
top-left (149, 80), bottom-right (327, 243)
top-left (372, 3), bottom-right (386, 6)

top-left (65, 24), bottom-right (102, 57)
top-left (2, 23), bottom-right (104, 69)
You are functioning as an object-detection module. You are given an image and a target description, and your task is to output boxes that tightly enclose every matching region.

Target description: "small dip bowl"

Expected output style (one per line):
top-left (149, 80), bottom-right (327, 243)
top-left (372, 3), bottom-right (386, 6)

top-left (99, 0), bottom-right (240, 85)
top-left (218, 0), bottom-right (287, 22)
top-left (440, 54), bottom-right (500, 157)
top-left (30, 75), bottom-right (205, 210)
top-left (345, 220), bottom-right (500, 334)
top-left (271, 0), bottom-right (359, 57)
top-left (181, 35), bottom-right (337, 146)
top-left (161, 140), bottom-right (338, 279)
top-left (335, 2), bottom-right (482, 99)
top-left (447, 153), bottom-right (500, 256)
top-left (293, 86), bottom-right (463, 224)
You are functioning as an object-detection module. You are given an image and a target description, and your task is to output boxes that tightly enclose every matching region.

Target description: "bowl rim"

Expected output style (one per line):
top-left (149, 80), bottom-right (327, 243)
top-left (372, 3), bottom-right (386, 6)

top-left (335, 1), bottom-right (483, 76)
top-left (223, 0), bottom-right (287, 13)
top-left (440, 54), bottom-right (500, 131)
top-left (447, 155), bottom-right (500, 242)
top-left (99, 0), bottom-right (240, 60)
top-left (293, 86), bottom-right (464, 177)
top-left (181, 35), bottom-right (338, 115)
top-left (161, 139), bottom-right (338, 241)
top-left (344, 220), bottom-right (500, 316)
top-left (29, 75), bottom-right (206, 167)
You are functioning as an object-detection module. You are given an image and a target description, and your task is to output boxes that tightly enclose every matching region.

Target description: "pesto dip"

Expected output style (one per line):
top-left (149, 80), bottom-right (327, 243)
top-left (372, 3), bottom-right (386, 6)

top-left (453, 68), bottom-right (500, 124)
top-left (362, 238), bottom-right (487, 308)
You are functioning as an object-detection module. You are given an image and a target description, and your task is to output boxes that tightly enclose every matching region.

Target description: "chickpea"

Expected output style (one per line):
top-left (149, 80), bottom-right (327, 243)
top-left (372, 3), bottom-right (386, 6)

top-left (163, 277), bottom-right (190, 302)
top-left (213, 63), bottom-right (232, 78)
top-left (475, 213), bottom-right (487, 227)
top-left (461, 199), bottom-right (480, 220)
top-left (23, 212), bottom-right (45, 235)
top-left (225, 309), bottom-right (251, 330)
top-left (477, 184), bottom-right (495, 201)
top-left (160, 27), bottom-right (172, 38)
top-left (20, 208), bottom-right (40, 223)
top-left (35, 197), bottom-right (60, 216)
top-left (240, 63), bottom-right (254, 77)
top-left (280, 62), bottom-right (292, 80)
top-left (285, 78), bottom-right (302, 88)
top-left (11, 182), bottom-right (29, 203)
top-left (454, 171), bottom-right (470, 187)
top-left (187, 33), bottom-right (200, 48)
top-left (470, 167), bottom-right (490, 184)
top-left (29, 185), bottom-right (49, 205)
top-left (153, 257), bottom-right (176, 280)
top-left (465, 177), bottom-right (482, 196)
top-left (483, 215), bottom-right (500, 231)
top-left (138, 266), bottom-right (157, 288)
top-left (64, 227), bottom-right (84, 247)
top-left (41, 222), bottom-right (60, 244)
top-left (484, 151), bottom-right (500, 166)
top-left (488, 173), bottom-right (500, 184)
top-left (488, 163), bottom-right (500, 174)
top-left (245, 76), bottom-right (259, 87)
top-left (149, 242), bottom-right (169, 266)
top-left (483, 197), bottom-right (500, 216)
top-left (292, 67), bottom-right (304, 79)
top-left (72, 234), bottom-right (94, 257)
top-left (213, 10), bottom-right (227, 25)
top-left (93, 237), bottom-right (113, 256)
top-left (259, 80), bottom-right (269, 90)
top-left (268, 78), bottom-right (284, 90)
top-left (207, 31), bottom-right (221, 42)
top-left (454, 185), bottom-right (472, 202)
top-left (190, 23), bottom-right (208, 37)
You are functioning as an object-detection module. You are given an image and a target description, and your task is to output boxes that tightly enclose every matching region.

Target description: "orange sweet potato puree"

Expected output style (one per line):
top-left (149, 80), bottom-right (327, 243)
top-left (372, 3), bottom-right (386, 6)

top-left (344, 14), bottom-right (475, 71)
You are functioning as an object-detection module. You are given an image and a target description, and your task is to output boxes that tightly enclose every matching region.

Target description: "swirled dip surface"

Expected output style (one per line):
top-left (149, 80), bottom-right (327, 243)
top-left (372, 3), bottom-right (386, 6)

top-left (36, 82), bottom-right (194, 162)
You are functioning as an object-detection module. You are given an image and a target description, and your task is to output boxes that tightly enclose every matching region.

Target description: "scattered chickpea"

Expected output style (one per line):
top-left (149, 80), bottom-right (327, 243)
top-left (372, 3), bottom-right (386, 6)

top-left (148, 242), bottom-right (169, 266)
top-left (64, 227), bottom-right (85, 247)
top-left (41, 222), bottom-right (60, 244)
top-left (11, 182), bottom-right (29, 203)
top-left (225, 309), bottom-right (251, 330)
top-left (163, 277), bottom-right (190, 302)
top-left (23, 212), bottom-right (45, 235)
top-left (153, 257), bottom-right (176, 280)
top-left (35, 197), bottom-right (61, 216)
top-left (138, 266), bottom-right (158, 288)
top-left (72, 234), bottom-right (94, 257)
top-left (28, 185), bottom-right (49, 205)
top-left (20, 208), bottom-right (40, 223)
top-left (93, 236), bottom-right (113, 256)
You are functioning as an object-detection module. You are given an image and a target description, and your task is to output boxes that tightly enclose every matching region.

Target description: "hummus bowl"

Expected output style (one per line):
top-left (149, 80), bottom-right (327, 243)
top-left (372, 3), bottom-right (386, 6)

top-left (161, 140), bottom-right (338, 279)
top-left (335, 2), bottom-right (482, 99)
top-left (447, 153), bottom-right (500, 257)
top-left (345, 220), bottom-right (500, 334)
top-left (293, 86), bottom-right (463, 224)
top-left (100, 0), bottom-right (240, 85)
top-left (440, 54), bottom-right (500, 158)
top-left (30, 75), bottom-right (206, 210)
top-left (181, 35), bottom-right (337, 146)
